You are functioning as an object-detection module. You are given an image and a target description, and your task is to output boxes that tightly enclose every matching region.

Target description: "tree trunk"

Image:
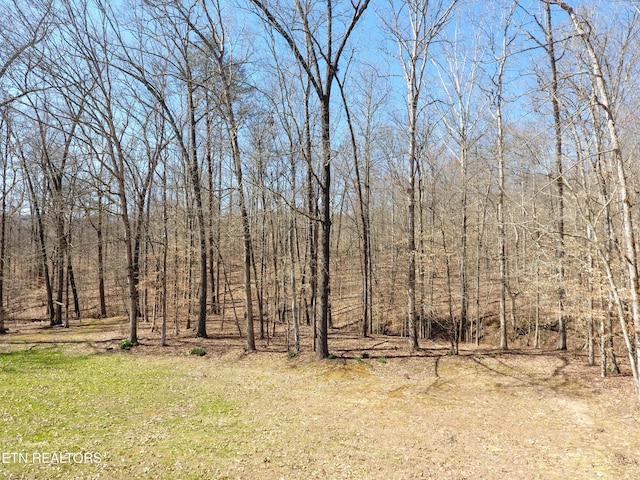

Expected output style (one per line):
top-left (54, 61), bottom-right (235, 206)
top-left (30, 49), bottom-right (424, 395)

top-left (552, 0), bottom-right (640, 397)
top-left (497, 38), bottom-right (508, 351)
top-left (161, 167), bottom-right (168, 347)
top-left (205, 93), bottom-right (220, 315)
top-left (459, 145), bottom-right (469, 345)
top-left (316, 99), bottom-right (332, 359)
top-left (545, 2), bottom-right (567, 351)
top-left (96, 192), bottom-right (107, 318)
top-left (0, 152), bottom-right (7, 334)
top-left (407, 102), bottom-right (419, 351)
top-left (185, 69), bottom-right (208, 339)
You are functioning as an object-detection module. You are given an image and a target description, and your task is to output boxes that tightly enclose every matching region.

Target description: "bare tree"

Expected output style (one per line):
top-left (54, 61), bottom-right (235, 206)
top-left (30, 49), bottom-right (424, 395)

top-left (60, 0), bottom-right (164, 344)
top-left (541, 1), bottom-right (568, 350)
top-left (381, 0), bottom-right (458, 350)
top-left (248, 0), bottom-right (371, 358)
top-left (433, 15), bottom-right (489, 350)
top-left (545, 0), bottom-right (640, 397)
top-left (338, 67), bottom-right (388, 337)
top-left (22, 85), bottom-right (85, 327)
top-left (489, 2), bottom-right (518, 350)
top-left (188, 0), bottom-right (257, 349)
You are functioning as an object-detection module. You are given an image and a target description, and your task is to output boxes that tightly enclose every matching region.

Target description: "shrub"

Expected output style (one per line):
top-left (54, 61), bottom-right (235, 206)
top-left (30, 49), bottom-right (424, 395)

top-left (377, 357), bottom-right (387, 364)
top-left (120, 339), bottom-right (132, 350)
top-left (190, 347), bottom-right (206, 356)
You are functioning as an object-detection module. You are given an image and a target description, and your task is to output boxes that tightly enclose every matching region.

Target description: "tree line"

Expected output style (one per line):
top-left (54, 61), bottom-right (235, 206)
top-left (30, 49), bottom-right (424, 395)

top-left (2, 0), bottom-right (640, 398)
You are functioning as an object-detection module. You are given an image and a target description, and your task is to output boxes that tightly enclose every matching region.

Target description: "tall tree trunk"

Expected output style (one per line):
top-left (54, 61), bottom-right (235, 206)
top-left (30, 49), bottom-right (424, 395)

top-left (305, 84), bottom-right (318, 335)
top-left (545, 2), bottom-right (567, 350)
top-left (161, 167), bottom-right (168, 347)
top-left (459, 144), bottom-right (468, 346)
top-left (588, 90), bottom-right (620, 375)
top-left (55, 212), bottom-right (66, 326)
top-left (205, 93), bottom-right (219, 315)
top-left (185, 67), bottom-right (208, 339)
top-left (226, 99), bottom-right (255, 351)
top-left (551, 0), bottom-right (640, 397)
top-left (587, 223), bottom-right (595, 366)
top-left (0, 150), bottom-right (7, 334)
top-left (407, 97), bottom-right (419, 351)
top-left (317, 99), bottom-right (332, 358)
top-left (289, 152), bottom-right (300, 352)
top-left (382, 0), bottom-right (458, 349)
top-left (496, 31), bottom-right (508, 351)
top-left (96, 191), bottom-right (107, 318)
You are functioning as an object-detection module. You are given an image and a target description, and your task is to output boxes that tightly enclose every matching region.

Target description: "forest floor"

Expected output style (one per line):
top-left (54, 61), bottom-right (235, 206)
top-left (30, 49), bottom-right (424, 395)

top-left (1, 317), bottom-right (640, 479)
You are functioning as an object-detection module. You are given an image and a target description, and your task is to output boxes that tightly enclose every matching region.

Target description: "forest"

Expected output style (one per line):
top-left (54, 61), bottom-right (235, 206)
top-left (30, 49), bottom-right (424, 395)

top-left (2, 0), bottom-right (640, 401)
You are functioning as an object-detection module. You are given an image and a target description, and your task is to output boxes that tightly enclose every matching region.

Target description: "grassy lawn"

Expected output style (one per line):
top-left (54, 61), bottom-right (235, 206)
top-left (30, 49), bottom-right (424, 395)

top-left (2, 331), bottom-right (640, 479)
top-left (0, 347), bottom-right (242, 480)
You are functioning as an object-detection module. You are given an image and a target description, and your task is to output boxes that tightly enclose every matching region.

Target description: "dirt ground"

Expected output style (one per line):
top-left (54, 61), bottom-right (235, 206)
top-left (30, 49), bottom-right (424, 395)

top-left (2, 317), bottom-right (640, 479)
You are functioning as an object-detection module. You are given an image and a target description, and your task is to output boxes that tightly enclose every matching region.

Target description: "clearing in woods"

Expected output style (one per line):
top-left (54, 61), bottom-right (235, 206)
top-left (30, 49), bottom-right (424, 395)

top-left (0, 317), bottom-right (640, 479)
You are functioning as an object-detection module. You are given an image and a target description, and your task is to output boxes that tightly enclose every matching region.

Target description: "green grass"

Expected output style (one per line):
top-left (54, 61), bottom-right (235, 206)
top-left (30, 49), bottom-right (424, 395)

top-left (1, 339), bottom-right (636, 479)
top-left (0, 347), bottom-right (240, 479)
